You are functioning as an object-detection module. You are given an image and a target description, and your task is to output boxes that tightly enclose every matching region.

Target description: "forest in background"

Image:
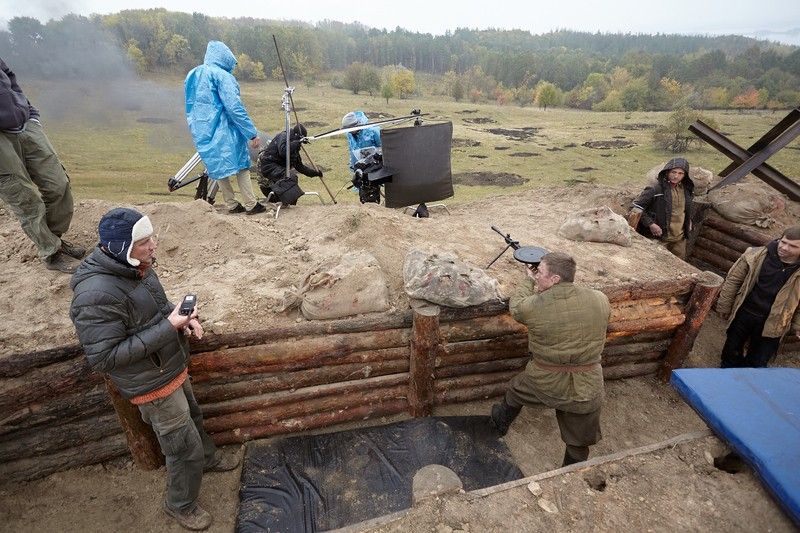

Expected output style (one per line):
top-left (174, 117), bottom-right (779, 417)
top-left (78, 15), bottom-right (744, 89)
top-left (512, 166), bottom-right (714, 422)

top-left (1, 9), bottom-right (800, 111)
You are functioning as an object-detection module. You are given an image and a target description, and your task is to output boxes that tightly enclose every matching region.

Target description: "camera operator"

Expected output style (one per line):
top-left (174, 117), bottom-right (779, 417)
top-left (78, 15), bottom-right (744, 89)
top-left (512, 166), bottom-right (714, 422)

top-left (489, 251), bottom-right (611, 467)
top-left (70, 208), bottom-right (238, 531)
top-left (258, 123), bottom-right (322, 205)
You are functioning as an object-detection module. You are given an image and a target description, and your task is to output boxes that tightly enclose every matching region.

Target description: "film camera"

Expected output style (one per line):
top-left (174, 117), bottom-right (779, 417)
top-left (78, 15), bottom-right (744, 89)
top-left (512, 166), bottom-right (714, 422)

top-left (351, 147), bottom-right (394, 204)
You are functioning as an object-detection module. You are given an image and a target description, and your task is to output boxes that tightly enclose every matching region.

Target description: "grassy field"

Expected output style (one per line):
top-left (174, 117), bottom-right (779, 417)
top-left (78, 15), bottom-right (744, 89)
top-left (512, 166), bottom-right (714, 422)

top-left (31, 77), bottom-right (800, 205)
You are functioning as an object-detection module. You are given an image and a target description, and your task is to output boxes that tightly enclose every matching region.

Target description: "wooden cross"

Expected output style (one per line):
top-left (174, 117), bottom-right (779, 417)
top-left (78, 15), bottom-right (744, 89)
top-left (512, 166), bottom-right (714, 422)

top-left (689, 107), bottom-right (800, 201)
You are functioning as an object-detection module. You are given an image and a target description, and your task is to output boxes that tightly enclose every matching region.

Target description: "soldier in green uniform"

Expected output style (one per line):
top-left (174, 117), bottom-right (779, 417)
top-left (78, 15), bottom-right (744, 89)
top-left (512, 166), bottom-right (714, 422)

top-left (490, 251), bottom-right (611, 467)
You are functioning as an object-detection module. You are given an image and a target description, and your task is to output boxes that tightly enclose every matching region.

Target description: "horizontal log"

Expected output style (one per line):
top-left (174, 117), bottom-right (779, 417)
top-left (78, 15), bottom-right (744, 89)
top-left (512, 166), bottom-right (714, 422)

top-left (435, 359), bottom-right (528, 379)
top-left (204, 385), bottom-right (409, 433)
top-left (189, 310), bottom-right (414, 354)
top-left (201, 373), bottom-right (409, 418)
top-left (600, 277), bottom-right (695, 303)
top-left (604, 330), bottom-right (673, 346)
top-left (0, 386), bottom-right (112, 438)
top-left (698, 227), bottom-right (751, 254)
top-left (692, 247), bottom-right (734, 274)
top-left (602, 351), bottom-right (664, 366)
top-left (0, 414), bottom-right (121, 462)
top-left (438, 300), bottom-right (510, 322)
top-left (435, 370), bottom-right (518, 393)
top-left (441, 315), bottom-right (527, 342)
top-left (190, 332), bottom-right (410, 380)
top-left (703, 216), bottom-right (771, 247)
top-left (602, 362), bottom-right (662, 380)
top-left (0, 433), bottom-right (128, 484)
top-left (602, 339), bottom-right (671, 357)
top-left (438, 335), bottom-right (528, 367)
top-left (210, 399), bottom-right (409, 445)
top-left (0, 359), bottom-right (100, 418)
top-left (0, 345), bottom-right (83, 378)
top-left (610, 301), bottom-right (684, 323)
top-left (694, 236), bottom-right (743, 262)
top-left (193, 359), bottom-right (410, 404)
top-left (607, 314), bottom-right (685, 336)
top-left (435, 382), bottom-right (508, 405)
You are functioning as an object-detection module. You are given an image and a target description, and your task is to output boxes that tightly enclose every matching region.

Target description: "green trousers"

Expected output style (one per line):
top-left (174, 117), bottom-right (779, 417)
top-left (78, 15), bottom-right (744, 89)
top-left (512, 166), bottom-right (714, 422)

top-left (0, 120), bottom-right (73, 259)
top-left (137, 379), bottom-right (217, 512)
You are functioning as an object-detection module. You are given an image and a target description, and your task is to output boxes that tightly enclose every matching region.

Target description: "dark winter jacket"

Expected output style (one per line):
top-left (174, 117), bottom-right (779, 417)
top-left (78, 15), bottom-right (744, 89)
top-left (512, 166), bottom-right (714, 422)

top-left (632, 158), bottom-right (694, 240)
top-left (0, 58), bottom-right (39, 132)
top-left (69, 247), bottom-right (189, 399)
top-left (258, 130), bottom-right (318, 181)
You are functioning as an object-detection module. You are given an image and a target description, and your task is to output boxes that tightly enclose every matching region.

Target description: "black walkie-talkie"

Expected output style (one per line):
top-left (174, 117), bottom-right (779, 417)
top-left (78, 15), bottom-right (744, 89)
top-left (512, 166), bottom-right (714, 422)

top-left (179, 294), bottom-right (197, 316)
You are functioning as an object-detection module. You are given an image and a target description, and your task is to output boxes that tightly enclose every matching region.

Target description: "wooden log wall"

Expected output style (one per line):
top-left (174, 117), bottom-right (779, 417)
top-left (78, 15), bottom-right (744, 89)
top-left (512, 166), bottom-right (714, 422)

top-left (0, 276), bottom-right (713, 483)
top-left (690, 215), bottom-right (772, 275)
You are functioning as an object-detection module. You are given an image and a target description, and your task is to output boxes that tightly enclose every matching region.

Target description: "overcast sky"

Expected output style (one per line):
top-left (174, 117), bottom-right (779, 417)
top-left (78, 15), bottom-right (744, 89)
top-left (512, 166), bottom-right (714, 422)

top-left (2, 0), bottom-right (799, 44)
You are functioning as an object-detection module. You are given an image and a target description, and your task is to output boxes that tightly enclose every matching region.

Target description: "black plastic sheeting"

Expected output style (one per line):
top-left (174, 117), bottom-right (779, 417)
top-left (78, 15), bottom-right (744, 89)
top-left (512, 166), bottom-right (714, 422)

top-left (236, 416), bottom-right (523, 532)
top-left (381, 122), bottom-right (454, 208)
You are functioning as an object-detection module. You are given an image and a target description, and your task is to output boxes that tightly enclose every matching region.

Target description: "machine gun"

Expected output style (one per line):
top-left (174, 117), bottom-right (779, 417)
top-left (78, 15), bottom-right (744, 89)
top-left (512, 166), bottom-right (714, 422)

top-left (486, 226), bottom-right (548, 269)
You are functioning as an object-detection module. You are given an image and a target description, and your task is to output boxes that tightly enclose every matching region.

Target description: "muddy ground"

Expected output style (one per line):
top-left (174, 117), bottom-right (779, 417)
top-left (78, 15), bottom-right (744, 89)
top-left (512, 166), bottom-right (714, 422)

top-left (1, 185), bottom-right (799, 531)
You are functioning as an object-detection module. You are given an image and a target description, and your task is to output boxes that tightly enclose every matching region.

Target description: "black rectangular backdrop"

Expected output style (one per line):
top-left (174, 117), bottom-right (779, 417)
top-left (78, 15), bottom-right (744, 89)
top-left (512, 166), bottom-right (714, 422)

top-left (381, 122), bottom-right (454, 208)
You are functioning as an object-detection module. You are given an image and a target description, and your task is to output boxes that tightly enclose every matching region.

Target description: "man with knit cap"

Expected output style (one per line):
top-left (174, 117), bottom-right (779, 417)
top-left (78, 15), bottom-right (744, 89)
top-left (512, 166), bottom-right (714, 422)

top-left (1, 57), bottom-right (85, 273)
top-left (70, 207), bottom-right (238, 531)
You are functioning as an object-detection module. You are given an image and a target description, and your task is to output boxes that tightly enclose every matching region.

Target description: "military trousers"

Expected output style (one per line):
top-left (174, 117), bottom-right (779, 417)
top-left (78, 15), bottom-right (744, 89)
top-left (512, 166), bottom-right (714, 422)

top-left (138, 379), bottom-right (217, 512)
top-left (0, 120), bottom-right (73, 259)
top-left (505, 372), bottom-right (602, 462)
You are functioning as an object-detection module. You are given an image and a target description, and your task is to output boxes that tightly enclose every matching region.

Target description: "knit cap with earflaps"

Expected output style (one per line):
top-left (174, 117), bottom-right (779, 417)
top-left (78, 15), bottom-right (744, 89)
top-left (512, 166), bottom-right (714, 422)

top-left (97, 208), bottom-right (154, 267)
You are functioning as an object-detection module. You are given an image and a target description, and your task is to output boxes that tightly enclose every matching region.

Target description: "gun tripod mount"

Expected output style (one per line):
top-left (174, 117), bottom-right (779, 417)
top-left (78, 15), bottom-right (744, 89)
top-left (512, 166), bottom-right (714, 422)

top-left (486, 225), bottom-right (548, 269)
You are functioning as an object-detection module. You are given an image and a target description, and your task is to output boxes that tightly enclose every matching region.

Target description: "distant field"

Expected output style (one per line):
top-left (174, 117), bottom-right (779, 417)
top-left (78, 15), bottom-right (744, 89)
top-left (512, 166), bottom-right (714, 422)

top-left (31, 77), bottom-right (800, 205)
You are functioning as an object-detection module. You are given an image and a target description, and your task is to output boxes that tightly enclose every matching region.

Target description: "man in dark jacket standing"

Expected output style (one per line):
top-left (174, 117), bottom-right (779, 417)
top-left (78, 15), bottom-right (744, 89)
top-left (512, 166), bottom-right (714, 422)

top-left (258, 123), bottom-right (322, 205)
top-left (631, 158), bottom-right (694, 259)
top-left (0, 57), bottom-right (84, 273)
top-left (70, 208), bottom-right (238, 531)
top-left (715, 226), bottom-right (800, 368)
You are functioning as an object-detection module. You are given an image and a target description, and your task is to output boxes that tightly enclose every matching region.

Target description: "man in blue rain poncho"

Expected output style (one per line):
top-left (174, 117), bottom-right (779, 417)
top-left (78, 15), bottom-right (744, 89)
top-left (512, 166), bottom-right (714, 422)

top-left (342, 111), bottom-right (381, 171)
top-left (341, 111), bottom-right (385, 204)
top-left (185, 41), bottom-right (266, 215)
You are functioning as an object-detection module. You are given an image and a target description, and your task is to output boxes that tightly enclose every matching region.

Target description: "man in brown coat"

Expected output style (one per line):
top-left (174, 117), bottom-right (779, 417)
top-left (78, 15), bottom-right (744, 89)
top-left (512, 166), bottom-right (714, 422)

top-left (715, 226), bottom-right (800, 368)
top-left (490, 251), bottom-right (611, 467)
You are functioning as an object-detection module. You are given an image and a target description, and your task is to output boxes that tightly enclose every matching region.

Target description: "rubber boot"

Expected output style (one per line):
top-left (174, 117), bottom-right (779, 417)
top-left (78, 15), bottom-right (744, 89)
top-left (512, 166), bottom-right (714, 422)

top-left (489, 399), bottom-right (522, 436)
top-left (562, 449), bottom-right (582, 467)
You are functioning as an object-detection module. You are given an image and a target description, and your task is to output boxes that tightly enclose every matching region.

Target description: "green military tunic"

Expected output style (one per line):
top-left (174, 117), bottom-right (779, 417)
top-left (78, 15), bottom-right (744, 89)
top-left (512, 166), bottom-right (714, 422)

top-left (508, 279), bottom-right (611, 414)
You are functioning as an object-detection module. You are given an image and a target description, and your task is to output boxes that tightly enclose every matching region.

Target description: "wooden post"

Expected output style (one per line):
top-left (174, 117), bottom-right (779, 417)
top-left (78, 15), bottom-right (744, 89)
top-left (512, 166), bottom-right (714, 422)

top-left (408, 305), bottom-right (441, 417)
top-left (103, 376), bottom-right (163, 470)
top-left (659, 271), bottom-right (724, 382)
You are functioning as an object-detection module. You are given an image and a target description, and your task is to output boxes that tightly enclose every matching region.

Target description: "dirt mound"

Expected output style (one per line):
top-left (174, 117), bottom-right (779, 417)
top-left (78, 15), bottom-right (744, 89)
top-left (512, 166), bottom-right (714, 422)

top-left (463, 117), bottom-right (496, 124)
top-left (487, 127), bottom-right (538, 141)
top-left (0, 186), bottom-right (697, 356)
top-left (453, 138), bottom-right (482, 147)
top-left (583, 140), bottom-right (637, 149)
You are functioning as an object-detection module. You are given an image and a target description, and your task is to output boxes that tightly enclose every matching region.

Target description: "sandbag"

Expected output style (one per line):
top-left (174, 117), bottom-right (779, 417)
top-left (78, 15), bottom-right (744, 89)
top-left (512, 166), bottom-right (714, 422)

top-left (558, 206), bottom-right (632, 247)
top-left (403, 249), bottom-right (503, 308)
top-left (282, 250), bottom-right (390, 320)
top-left (708, 182), bottom-right (785, 228)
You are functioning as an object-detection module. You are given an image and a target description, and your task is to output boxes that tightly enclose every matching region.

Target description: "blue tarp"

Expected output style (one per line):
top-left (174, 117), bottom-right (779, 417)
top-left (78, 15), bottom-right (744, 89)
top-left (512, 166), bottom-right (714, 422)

top-left (671, 368), bottom-right (800, 525)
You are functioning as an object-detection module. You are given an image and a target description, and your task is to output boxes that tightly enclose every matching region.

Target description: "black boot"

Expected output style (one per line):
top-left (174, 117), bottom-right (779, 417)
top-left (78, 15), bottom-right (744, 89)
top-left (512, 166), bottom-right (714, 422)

top-left (562, 449), bottom-right (582, 467)
top-left (490, 399), bottom-right (522, 436)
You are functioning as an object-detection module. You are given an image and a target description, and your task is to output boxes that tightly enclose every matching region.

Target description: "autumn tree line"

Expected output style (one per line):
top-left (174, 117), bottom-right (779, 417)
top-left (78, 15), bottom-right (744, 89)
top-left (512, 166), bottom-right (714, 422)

top-left (2, 9), bottom-right (800, 111)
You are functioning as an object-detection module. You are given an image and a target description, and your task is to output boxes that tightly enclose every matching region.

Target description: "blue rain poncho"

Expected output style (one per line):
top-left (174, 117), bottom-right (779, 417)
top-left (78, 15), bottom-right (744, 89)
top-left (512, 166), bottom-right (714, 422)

top-left (185, 41), bottom-right (258, 180)
top-left (346, 111), bottom-right (381, 170)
